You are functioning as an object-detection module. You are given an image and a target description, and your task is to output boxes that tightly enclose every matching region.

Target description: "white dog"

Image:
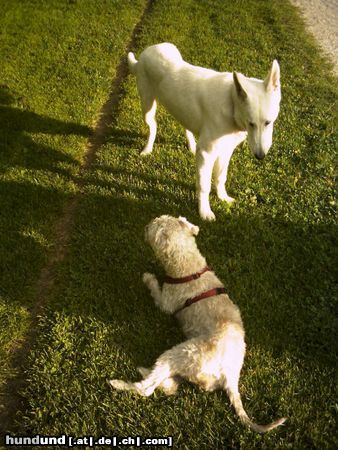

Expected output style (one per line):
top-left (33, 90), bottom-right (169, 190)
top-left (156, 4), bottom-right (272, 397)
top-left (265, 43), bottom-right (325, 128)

top-left (109, 215), bottom-right (286, 433)
top-left (128, 43), bottom-right (281, 220)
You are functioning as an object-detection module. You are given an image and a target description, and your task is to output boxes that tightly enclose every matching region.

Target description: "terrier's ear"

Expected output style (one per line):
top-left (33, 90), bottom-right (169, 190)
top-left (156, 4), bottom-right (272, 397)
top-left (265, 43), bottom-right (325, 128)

top-left (178, 216), bottom-right (199, 236)
top-left (190, 224), bottom-right (199, 236)
top-left (264, 60), bottom-right (280, 91)
top-left (233, 71), bottom-right (247, 100)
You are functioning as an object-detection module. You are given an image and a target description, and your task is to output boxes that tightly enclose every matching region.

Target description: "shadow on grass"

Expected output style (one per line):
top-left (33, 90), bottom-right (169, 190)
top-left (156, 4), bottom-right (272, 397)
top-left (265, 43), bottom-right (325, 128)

top-left (105, 128), bottom-right (144, 147)
top-left (45, 189), bottom-right (336, 370)
top-left (1, 92), bottom-right (335, 369)
top-left (0, 85), bottom-right (91, 176)
top-left (10, 158), bottom-right (336, 443)
top-left (105, 126), bottom-right (172, 148)
top-left (83, 163), bottom-right (194, 205)
top-left (0, 180), bottom-right (71, 307)
top-left (0, 85), bottom-right (91, 307)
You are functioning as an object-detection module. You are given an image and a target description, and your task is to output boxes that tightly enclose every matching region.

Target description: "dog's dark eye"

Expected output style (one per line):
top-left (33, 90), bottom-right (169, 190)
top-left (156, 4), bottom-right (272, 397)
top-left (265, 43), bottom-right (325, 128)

top-left (265, 120), bottom-right (271, 126)
top-left (249, 122), bottom-right (255, 127)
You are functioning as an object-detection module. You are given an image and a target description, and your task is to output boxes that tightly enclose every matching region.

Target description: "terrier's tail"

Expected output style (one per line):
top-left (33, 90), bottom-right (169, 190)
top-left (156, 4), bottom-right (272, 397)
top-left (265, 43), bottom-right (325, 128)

top-left (127, 52), bottom-right (138, 75)
top-left (227, 387), bottom-right (286, 433)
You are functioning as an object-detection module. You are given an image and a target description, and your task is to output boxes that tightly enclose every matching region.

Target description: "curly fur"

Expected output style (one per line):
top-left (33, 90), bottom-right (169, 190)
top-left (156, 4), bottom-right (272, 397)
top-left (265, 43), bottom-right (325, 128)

top-left (109, 215), bottom-right (286, 433)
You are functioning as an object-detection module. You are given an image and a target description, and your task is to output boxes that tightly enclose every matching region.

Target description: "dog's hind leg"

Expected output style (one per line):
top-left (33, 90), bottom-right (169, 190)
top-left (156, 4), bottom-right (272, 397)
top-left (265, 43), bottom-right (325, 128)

top-left (109, 359), bottom-right (172, 396)
top-left (185, 129), bottom-right (196, 154)
top-left (213, 148), bottom-right (235, 203)
top-left (137, 77), bottom-right (157, 156)
top-left (137, 367), bottom-right (179, 395)
top-left (109, 338), bottom-right (204, 396)
top-left (141, 99), bottom-right (157, 155)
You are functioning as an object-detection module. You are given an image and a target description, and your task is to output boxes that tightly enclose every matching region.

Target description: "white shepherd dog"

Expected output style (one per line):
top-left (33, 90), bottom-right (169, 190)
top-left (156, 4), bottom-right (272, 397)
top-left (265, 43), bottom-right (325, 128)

top-left (128, 43), bottom-right (281, 220)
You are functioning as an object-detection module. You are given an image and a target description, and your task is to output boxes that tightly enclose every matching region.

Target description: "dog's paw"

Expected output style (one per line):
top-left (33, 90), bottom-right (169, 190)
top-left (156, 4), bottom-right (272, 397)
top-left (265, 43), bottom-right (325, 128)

top-left (140, 147), bottom-right (152, 156)
top-left (108, 379), bottom-right (129, 390)
top-left (142, 272), bottom-right (156, 286)
top-left (199, 208), bottom-right (216, 221)
top-left (217, 191), bottom-right (235, 203)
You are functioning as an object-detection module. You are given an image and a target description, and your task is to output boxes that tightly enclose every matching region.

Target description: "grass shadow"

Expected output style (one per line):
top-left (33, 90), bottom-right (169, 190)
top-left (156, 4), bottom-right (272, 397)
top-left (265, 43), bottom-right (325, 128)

top-left (0, 84), bottom-right (92, 309)
top-left (41, 187), bottom-right (337, 370)
top-left (0, 85), bottom-right (90, 176)
top-left (14, 187), bottom-right (335, 443)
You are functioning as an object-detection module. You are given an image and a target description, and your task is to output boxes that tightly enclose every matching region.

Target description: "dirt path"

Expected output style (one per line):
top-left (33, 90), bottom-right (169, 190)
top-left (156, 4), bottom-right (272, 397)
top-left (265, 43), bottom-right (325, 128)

top-left (290, 0), bottom-right (338, 75)
top-left (0, 0), bottom-right (154, 436)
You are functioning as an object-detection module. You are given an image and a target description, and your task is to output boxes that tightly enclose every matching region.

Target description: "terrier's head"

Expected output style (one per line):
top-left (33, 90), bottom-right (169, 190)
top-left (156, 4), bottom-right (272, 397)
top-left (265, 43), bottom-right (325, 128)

top-left (145, 215), bottom-right (199, 261)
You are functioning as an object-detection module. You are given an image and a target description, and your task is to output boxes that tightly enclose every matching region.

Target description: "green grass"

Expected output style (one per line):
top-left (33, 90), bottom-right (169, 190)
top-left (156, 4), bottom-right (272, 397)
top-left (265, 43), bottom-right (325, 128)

top-left (1, 0), bottom-right (337, 448)
top-left (0, 0), bottom-right (145, 411)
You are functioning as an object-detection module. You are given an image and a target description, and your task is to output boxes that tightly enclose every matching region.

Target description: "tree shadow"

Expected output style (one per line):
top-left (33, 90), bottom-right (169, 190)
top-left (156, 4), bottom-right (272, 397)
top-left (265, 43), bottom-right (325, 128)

top-left (0, 180), bottom-right (71, 306)
top-left (0, 85), bottom-right (91, 176)
top-left (0, 84), bottom-right (91, 309)
top-left (202, 214), bottom-right (337, 366)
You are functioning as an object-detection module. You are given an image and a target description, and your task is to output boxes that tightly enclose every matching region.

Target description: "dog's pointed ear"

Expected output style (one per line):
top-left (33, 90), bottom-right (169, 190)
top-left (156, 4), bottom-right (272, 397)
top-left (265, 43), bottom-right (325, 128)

top-left (233, 71), bottom-right (247, 101)
top-left (178, 216), bottom-right (199, 236)
top-left (264, 60), bottom-right (280, 92)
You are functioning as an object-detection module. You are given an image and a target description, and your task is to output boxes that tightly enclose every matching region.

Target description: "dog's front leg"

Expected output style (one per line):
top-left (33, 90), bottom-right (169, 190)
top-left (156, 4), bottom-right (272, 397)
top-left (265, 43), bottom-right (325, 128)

top-left (214, 147), bottom-right (235, 203)
top-left (196, 148), bottom-right (216, 221)
top-left (142, 272), bottom-right (163, 308)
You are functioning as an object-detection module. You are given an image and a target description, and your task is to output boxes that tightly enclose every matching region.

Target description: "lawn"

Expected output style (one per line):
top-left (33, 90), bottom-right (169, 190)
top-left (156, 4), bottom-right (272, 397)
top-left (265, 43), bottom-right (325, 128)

top-left (1, 0), bottom-right (336, 448)
top-left (0, 0), bottom-right (146, 430)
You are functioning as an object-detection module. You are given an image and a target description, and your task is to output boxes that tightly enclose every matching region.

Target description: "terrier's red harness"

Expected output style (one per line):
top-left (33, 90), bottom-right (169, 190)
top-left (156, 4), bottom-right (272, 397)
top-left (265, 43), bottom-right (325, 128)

top-left (164, 266), bottom-right (226, 315)
top-left (164, 266), bottom-right (211, 284)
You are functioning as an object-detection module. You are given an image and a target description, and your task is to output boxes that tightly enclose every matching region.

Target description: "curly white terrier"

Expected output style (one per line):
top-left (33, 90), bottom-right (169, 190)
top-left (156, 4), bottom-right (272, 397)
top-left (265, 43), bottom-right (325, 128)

top-left (109, 215), bottom-right (286, 432)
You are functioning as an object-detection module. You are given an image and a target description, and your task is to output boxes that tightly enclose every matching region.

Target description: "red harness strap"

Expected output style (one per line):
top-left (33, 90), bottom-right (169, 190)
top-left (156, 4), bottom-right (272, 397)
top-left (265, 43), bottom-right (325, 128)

top-left (174, 287), bottom-right (226, 315)
top-left (164, 266), bottom-right (211, 284)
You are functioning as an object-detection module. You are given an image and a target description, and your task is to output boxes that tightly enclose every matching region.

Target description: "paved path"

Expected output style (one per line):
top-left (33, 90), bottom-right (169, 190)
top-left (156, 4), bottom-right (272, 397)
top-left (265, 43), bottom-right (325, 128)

top-left (290, 0), bottom-right (338, 75)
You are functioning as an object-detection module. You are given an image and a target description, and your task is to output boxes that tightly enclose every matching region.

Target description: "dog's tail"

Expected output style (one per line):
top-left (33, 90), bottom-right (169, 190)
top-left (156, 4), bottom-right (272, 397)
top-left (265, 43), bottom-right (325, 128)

top-left (127, 52), bottom-right (138, 75)
top-left (226, 386), bottom-right (286, 433)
